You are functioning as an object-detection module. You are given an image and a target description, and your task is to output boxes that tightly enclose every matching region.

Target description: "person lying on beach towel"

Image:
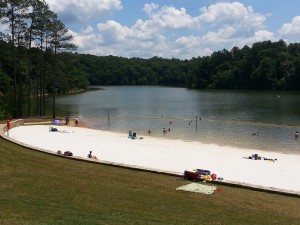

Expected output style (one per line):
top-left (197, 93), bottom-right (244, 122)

top-left (50, 127), bottom-right (58, 132)
top-left (263, 157), bottom-right (277, 162)
top-left (64, 151), bottom-right (73, 156)
top-left (243, 154), bottom-right (261, 160)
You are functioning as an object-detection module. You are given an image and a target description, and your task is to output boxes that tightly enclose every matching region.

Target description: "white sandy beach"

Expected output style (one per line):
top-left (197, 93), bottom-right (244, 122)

top-left (6, 125), bottom-right (300, 193)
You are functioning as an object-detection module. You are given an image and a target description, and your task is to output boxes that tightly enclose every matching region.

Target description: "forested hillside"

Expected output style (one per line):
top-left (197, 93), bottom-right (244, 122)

top-left (1, 1), bottom-right (300, 120)
top-left (2, 38), bottom-right (300, 120)
top-left (0, 0), bottom-right (88, 119)
top-left (78, 39), bottom-right (300, 91)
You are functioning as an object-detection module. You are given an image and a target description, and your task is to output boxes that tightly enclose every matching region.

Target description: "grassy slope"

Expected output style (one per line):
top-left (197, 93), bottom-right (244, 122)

top-left (0, 137), bottom-right (299, 225)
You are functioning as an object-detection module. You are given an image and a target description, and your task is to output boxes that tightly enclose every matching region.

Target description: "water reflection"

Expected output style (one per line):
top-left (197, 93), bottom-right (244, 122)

top-left (45, 86), bottom-right (300, 154)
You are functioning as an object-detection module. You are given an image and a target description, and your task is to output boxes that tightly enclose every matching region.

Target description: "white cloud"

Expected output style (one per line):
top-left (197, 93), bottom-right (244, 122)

top-left (2, 1), bottom-right (296, 59)
top-left (199, 2), bottom-right (249, 24)
top-left (69, 2), bottom-right (274, 59)
top-left (198, 2), bottom-right (266, 37)
top-left (234, 30), bottom-right (275, 48)
top-left (82, 25), bottom-right (94, 35)
top-left (69, 27), bottom-right (103, 51)
top-left (97, 20), bottom-right (130, 43)
top-left (174, 36), bottom-right (214, 58)
top-left (143, 3), bottom-right (159, 16)
top-left (45, 0), bottom-right (122, 23)
top-left (279, 16), bottom-right (300, 39)
top-left (94, 19), bottom-right (169, 57)
top-left (146, 5), bottom-right (197, 30)
top-left (122, 3), bottom-right (201, 41)
top-left (251, 30), bottom-right (275, 42)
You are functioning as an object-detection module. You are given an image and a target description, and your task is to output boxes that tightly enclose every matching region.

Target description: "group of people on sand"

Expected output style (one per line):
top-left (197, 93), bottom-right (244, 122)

top-left (64, 115), bottom-right (78, 127)
top-left (244, 153), bottom-right (277, 162)
top-left (57, 150), bottom-right (98, 160)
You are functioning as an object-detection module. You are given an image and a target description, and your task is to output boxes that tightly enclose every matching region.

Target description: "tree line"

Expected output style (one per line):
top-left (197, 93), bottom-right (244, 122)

top-left (0, 0), bottom-right (87, 120)
top-left (79, 39), bottom-right (300, 91)
top-left (1, 2), bottom-right (300, 120)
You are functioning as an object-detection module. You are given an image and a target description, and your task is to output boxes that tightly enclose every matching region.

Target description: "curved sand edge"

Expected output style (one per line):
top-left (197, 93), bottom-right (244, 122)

top-left (5, 125), bottom-right (300, 195)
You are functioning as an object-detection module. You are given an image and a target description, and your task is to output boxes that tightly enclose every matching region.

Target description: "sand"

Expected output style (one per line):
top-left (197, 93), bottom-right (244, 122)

top-left (6, 125), bottom-right (300, 194)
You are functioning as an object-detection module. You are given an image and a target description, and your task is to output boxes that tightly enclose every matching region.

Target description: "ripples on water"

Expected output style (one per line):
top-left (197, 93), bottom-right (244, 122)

top-left (83, 116), bottom-right (300, 154)
top-left (50, 86), bottom-right (300, 155)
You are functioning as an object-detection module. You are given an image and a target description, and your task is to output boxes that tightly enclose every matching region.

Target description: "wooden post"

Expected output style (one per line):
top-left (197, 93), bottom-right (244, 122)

top-left (108, 109), bottom-right (111, 127)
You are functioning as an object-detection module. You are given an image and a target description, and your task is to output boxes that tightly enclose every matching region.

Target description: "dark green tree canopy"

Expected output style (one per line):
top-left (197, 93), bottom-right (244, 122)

top-left (0, 0), bottom-right (80, 119)
top-left (1, 1), bottom-right (300, 119)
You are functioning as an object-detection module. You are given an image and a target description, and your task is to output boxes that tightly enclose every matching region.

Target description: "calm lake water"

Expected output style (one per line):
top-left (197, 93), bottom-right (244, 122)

top-left (46, 86), bottom-right (300, 154)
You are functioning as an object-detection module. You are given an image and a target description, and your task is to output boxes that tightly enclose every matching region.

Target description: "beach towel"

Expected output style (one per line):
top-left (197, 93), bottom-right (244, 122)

top-left (52, 120), bottom-right (62, 125)
top-left (176, 183), bottom-right (217, 195)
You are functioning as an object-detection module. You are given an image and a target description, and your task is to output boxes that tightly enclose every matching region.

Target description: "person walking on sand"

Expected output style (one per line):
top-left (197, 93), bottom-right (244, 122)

top-left (75, 117), bottom-right (78, 126)
top-left (148, 129), bottom-right (151, 135)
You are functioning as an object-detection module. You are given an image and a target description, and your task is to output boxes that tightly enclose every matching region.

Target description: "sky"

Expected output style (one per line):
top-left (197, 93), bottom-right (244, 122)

top-left (6, 0), bottom-right (300, 59)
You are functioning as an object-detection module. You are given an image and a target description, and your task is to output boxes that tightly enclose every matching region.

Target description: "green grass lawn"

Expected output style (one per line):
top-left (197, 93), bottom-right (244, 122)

top-left (0, 137), bottom-right (299, 225)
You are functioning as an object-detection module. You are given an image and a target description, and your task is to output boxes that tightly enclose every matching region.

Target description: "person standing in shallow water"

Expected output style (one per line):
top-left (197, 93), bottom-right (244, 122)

top-left (163, 128), bottom-right (167, 135)
top-left (65, 115), bottom-right (69, 125)
top-left (148, 129), bottom-right (151, 135)
top-left (295, 131), bottom-right (299, 139)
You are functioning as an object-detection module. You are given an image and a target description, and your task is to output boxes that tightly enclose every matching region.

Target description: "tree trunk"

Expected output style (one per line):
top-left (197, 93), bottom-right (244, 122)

top-left (52, 46), bottom-right (57, 119)
top-left (27, 30), bottom-right (32, 117)
top-left (17, 39), bottom-right (22, 117)
top-left (11, 7), bottom-right (17, 118)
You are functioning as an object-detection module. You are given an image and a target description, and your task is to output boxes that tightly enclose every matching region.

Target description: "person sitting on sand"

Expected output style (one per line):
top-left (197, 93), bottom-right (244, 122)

top-left (87, 151), bottom-right (97, 159)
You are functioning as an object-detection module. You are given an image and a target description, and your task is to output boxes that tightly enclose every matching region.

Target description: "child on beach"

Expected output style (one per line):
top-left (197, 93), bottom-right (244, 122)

top-left (75, 117), bottom-right (78, 126)
top-left (87, 151), bottom-right (97, 159)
